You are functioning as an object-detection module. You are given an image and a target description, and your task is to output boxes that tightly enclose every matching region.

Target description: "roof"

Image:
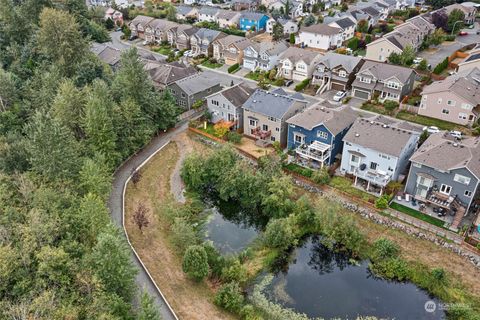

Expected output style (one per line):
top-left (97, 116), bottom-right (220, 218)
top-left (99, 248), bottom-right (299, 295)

top-left (174, 73), bottom-right (220, 95)
top-left (332, 17), bottom-right (356, 29)
top-left (240, 12), bottom-right (268, 21)
top-left (210, 83), bottom-right (255, 107)
top-left (175, 5), bottom-right (195, 16)
top-left (174, 24), bottom-right (198, 36)
top-left (217, 9), bottom-right (240, 20)
top-left (410, 132), bottom-right (480, 179)
top-left (194, 28), bottom-right (225, 42)
top-left (343, 117), bottom-right (419, 157)
top-left (287, 104), bottom-right (357, 135)
top-left (96, 45), bottom-right (122, 66)
top-left (361, 6), bottom-right (381, 17)
top-left (248, 41), bottom-right (288, 56)
top-left (279, 47), bottom-right (322, 65)
top-left (421, 67), bottom-right (480, 106)
top-left (316, 52), bottom-right (362, 73)
top-left (243, 89), bottom-right (307, 119)
top-left (130, 15), bottom-right (154, 27)
top-left (358, 60), bottom-right (414, 84)
top-left (214, 34), bottom-right (251, 49)
top-left (148, 62), bottom-right (198, 87)
top-left (198, 6), bottom-right (219, 16)
top-left (301, 23), bottom-right (341, 36)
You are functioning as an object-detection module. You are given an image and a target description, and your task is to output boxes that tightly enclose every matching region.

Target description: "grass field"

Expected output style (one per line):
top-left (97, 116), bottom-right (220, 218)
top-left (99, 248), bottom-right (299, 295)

top-left (389, 202), bottom-right (446, 229)
top-left (396, 111), bottom-right (459, 131)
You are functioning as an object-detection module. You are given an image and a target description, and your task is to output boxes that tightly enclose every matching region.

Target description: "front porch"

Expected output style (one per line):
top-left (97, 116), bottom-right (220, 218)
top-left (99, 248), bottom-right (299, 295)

top-left (294, 141), bottom-right (331, 169)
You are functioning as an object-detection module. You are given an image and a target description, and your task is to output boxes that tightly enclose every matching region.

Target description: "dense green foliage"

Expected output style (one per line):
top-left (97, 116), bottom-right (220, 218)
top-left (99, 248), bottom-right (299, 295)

top-left (182, 245), bottom-right (209, 281)
top-left (227, 63), bottom-right (240, 74)
top-left (0, 1), bottom-right (176, 318)
top-left (294, 79), bottom-right (310, 92)
top-left (214, 282), bottom-right (244, 313)
top-left (433, 57), bottom-right (449, 75)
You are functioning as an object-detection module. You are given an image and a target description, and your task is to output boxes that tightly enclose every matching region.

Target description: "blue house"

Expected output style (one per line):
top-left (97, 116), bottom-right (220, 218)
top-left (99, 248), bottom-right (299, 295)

top-left (239, 12), bottom-right (269, 31)
top-left (286, 105), bottom-right (357, 168)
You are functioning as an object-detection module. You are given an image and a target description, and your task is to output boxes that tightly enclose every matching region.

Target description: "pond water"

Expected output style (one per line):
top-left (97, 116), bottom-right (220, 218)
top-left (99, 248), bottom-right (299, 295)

top-left (203, 207), bottom-right (258, 255)
top-left (263, 236), bottom-right (446, 320)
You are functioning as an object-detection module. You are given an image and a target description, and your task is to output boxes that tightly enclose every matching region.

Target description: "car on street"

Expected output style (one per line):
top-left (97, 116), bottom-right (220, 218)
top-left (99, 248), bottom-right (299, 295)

top-left (468, 24), bottom-right (475, 29)
top-left (449, 130), bottom-right (462, 139)
top-left (459, 31), bottom-right (468, 36)
top-left (332, 90), bottom-right (346, 102)
top-left (423, 126), bottom-right (440, 134)
top-left (184, 50), bottom-right (192, 57)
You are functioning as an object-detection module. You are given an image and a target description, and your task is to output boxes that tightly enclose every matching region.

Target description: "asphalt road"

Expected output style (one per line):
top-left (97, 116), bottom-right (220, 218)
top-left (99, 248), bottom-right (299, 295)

top-left (108, 122), bottom-right (190, 320)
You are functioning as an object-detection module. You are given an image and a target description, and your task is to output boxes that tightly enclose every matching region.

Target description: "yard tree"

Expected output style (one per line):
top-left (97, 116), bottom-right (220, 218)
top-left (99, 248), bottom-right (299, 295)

top-left (429, 28), bottom-right (445, 46)
top-left (284, 0), bottom-right (291, 18)
top-left (303, 14), bottom-right (316, 26)
top-left (264, 218), bottom-right (296, 249)
top-left (388, 52), bottom-right (401, 65)
top-left (105, 17), bottom-right (115, 29)
top-left (166, 5), bottom-right (176, 21)
top-left (261, 175), bottom-right (295, 218)
top-left (417, 59), bottom-right (428, 71)
top-left (289, 33), bottom-right (295, 44)
top-left (431, 10), bottom-right (448, 30)
top-left (131, 168), bottom-right (142, 186)
top-left (347, 37), bottom-right (359, 51)
top-left (138, 290), bottom-right (162, 320)
top-left (400, 45), bottom-right (415, 66)
top-left (132, 202), bottom-right (150, 234)
top-left (272, 22), bottom-right (284, 40)
top-left (447, 9), bottom-right (464, 33)
top-left (356, 19), bottom-right (369, 33)
top-left (182, 245), bottom-right (209, 281)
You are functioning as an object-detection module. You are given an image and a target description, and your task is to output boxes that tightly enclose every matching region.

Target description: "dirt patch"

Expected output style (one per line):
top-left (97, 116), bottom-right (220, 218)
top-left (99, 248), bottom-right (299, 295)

top-left (125, 137), bottom-right (236, 320)
top-left (236, 137), bottom-right (274, 159)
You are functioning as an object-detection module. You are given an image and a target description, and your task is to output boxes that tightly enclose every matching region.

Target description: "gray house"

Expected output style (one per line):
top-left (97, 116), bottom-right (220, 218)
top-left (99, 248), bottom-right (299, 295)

top-left (168, 73), bottom-right (222, 110)
top-left (340, 116), bottom-right (421, 194)
top-left (148, 62), bottom-right (198, 91)
top-left (312, 52), bottom-right (364, 91)
top-left (206, 83), bottom-right (255, 130)
top-left (404, 133), bottom-right (480, 228)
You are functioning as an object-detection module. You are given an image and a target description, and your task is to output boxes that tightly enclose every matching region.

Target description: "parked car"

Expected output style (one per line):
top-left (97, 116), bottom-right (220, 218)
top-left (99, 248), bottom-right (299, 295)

top-left (128, 35), bottom-right (138, 41)
top-left (413, 57), bottom-right (423, 64)
top-left (184, 50), bottom-right (192, 57)
top-left (423, 126), bottom-right (440, 134)
top-left (467, 24), bottom-right (475, 29)
top-left (332, 91), bottom-right (346, 102)
top-left (142, 40), bottom-right (149, 46)
top-left (459, 31), bottom-right (468, 36)
top-left (449, 130), bottom-right (462, 139)
top-left (285, 79), bottom-right (294, 87)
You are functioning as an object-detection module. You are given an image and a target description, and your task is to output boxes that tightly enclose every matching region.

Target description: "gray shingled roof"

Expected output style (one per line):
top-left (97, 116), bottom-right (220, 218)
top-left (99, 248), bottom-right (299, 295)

top-left (148, 62), bottom-right (198, 87)
top-left (176, 5), bottom-right (195, 16)
top-left (279, 47), bottom-right (322, 65)
top-left (174, 73), bottom-right (220, 95)
top-left (359, 60), bottom-right (414, 84)
top-left (211, 83), bottom-right (255, 107)
top-left (287, 104), bottom-right (357, 135)
top-left (240, 12), bottom-right (268, 21)
top-left (199, 6), bottom-right (219, 16)
top-left (301, 23), bottom-right (341, 35)
top-left (194, 28), bottom-right (225, 42)
top-left (343, 117), bottom-right (419, 157)
top-left (217, 9), bottom-right (240, 20)
top-left (95, 45), bottom-right (122, 66)
top-left (243, 89), bottom-right (306, 119)
top-left (130, 15), bottom-right (154, 27)
top-left (410, 133), bottom-right (480, 179)
top-left (317, 52), bottom-right (362, 73)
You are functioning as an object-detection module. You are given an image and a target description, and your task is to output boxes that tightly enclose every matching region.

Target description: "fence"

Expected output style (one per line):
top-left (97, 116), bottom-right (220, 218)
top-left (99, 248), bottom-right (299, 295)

top-left (399, 103), bottom-right (419, 113)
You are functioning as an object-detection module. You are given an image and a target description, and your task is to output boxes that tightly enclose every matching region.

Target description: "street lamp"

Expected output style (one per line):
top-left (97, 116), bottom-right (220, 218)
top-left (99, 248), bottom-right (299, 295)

top-left (451, 20), bottom-right (463, 36)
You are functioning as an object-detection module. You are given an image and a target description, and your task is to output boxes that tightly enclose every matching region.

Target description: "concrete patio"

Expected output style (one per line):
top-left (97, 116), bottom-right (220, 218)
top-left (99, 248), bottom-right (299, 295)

top-left (392, 196), bottom-right (454, 226)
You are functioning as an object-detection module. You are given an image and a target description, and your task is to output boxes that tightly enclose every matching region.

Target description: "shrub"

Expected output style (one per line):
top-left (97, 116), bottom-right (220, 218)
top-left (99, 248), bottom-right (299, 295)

top-left (171, 218), bottom-right (197, 252)
top-left (264, 218), bottom-right (296, 250)
top-left (312, 167), bottom-right (331, 185)
top-left (372, 238), bottom-right (400, 260)
top-left (214, 282), bottom-right (244, 313)
top-left (182, 245), bottom-right (209, 281)
top-left (213, 121), bottom-right (230, 138)
top-left (289, 33), bottom-right (295, 44)
top-left (226, 131), bottom-right (242, 144)
top-left (203, 243), bottom-right (225, 279)
top-left (371, 257), bottom-right (410, 281)
top-left (375, 195), bottom-right (390, 209)
top-left (383, 100), bottom-right (399, 112)
top-left (433, 57), bottom-right (449, 75)
top-left (192, 99), bottom-right (204, 109)
top-left (228, 63), bottom-right (240, 74)
top-left (221, 259), bottom-right (248, 284)
top-left (294, 79), bottom-right (310, 92)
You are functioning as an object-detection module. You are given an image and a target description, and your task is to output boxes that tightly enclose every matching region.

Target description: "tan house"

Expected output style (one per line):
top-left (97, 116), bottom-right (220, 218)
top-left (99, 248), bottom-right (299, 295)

top-left (216, 10), bottom-right (241, 29)
top-left (419, 68), bottom-right (480, 126)
top-left (212, 35), bottom-right (251, 65)
top-left (167, 25), bottom-right (198, 50)
top-left (242, 88), bottom-right (307, 146)
top-left (277, 47), bottom-right (323, 81)
top-left (129, 15), bottom-right (154, 39)
top-left (191, 28), bottom-right (227, 57)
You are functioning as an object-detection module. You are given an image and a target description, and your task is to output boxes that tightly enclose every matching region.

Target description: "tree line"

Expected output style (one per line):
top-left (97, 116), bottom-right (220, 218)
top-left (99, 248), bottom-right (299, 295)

top-left (0, 0), bottom-right (178, 318)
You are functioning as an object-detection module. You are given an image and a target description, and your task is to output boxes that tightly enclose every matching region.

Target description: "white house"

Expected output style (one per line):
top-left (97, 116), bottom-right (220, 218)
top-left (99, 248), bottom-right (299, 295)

top-left (198, 7), bottom-right (219, 23)
top-left (243, 41), bottom-right (288, 71)
top-left (296, 24), bottom-right (343, 50)
top-left (266, 17), bottom-right (298, 35)
top-left (278, 47), bottom-right (322, 81)
top-left (328, 17), bottom-right (356, 42)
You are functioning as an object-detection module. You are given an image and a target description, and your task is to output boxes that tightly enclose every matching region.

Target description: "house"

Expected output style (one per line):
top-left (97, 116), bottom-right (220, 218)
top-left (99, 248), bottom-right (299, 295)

top-left (190, 28), bottom-right (227, 57)
top-left (93, 44), bottom-right (122, 70)
top-left (267, 0), bottom-right (304, 19)
top-left (105, 8), bottom-right (123, 26)
top-left (455, 44), bottom-right (480, 73)
top-left (198, 7), bottom-right (220, 23)
top-left (266, 17), bottom-right (298, 35)
top-left (242, 41), bottom-right (288, 71)
top-left (167, 24), bottom-right (198, 50)
top-left (365, 15), bottom-right (435, 62)
top-left (212, 35), bottom-right (252, 65)
top-left (312, 53), bottom-right (364, 91)
top-left (168, 73), bottom-right (223, 109)
top-left (340, 117), bottom-right (421, 194)
top-left (129, 15), bottom-right (155, 39)
top-left (404, 132), bottom-right (480, 229)
top-left (444, 3), bottom-right (477, 25)
top-left (216, 10), bottom-right (242, 28)
top-left (328, 17), bottom-right (356, 42)
top-left (231, 0), bottom-right (259, 11)
top-left (206, 83), bottom-right (255, 130)
top-left (239, 12), bottom-right (269, 31)
top-left (351, 60), bottom-right (415, 102)
top-left (242, 89), bottom-right (308, 146)
top-left (148, 62), bottom-right (198, 91)
top-left (296, 24), bottom-right (343, 51)
top-left (175, 5), bottom-right (199, 21)
top-left (418, 68), bottom-right (480, 126)
top-left (144, 19), bottom-right (179, 44)
top-left (287, 105), bottom-right (357, 168)
top-left (277, 47), bottom-right (323, 81)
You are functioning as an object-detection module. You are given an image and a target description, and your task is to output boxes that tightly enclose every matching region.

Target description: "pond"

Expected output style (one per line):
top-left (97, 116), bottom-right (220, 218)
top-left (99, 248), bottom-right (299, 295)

top-left (262, 236), bottom-right (446, 320)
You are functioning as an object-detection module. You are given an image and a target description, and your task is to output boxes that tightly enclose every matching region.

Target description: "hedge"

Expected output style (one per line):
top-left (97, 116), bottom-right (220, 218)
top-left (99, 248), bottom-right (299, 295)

top-left (294, 79), bottom-right (310, 92)
top-left (433, 57), bottom-right (448, 75)
top-left (228, 63), bottom-right (240, 74)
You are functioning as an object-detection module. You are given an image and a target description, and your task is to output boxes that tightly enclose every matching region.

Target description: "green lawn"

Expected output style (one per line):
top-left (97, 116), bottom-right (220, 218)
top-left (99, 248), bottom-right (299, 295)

top-left (360, 102), bottom-right (395, 116)
top-left (328, 176), bottom-right (377, 203)
top-left (389, 202), bottom-right (446, 228)
top-left (283, 163), bottom-right (314, 178)
top-left (201, 60), bottom-right (223, 69)
top-left (395, 111), bottom-right (458, 130)
top-left (153, 45), bottom-right (172, 56)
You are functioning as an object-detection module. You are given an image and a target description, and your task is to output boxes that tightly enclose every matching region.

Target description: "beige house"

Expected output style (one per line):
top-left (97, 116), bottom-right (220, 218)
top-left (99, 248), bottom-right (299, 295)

top-left (144, 19), bottom-right (178, 44)
top-left (212, 35), bottom-right (251, 65)
top-left (167, 25), bottom-right (198, 50)
top-left (242, 89), bottom-right (307, 146)
top-left (129, 15), bottom-right (154, 39)
top-left (419, 68), bottom-right (480, 126)
top-left (216, 10), bottom-right (241, 29)
top-left (277, 47), bottom-right (323, 81)
top-left (191, 28), bottom-right (227, 57)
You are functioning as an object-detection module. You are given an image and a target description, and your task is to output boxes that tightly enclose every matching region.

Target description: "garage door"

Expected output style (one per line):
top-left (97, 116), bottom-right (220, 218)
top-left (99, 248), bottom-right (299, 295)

top-left (331, 82), bottom-right (345, 91)
top-left (353, 89), bottom-right (370, 100)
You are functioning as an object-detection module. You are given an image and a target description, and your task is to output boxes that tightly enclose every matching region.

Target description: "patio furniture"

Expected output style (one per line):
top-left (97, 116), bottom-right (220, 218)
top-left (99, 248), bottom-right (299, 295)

top-left (405, 194), bottom-right (410, 202)
top-left (397, 195), bottom-right (402, 201)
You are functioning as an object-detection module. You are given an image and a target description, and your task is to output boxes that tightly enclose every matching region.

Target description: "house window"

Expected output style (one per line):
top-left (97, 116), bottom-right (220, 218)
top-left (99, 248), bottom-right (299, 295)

top-left (360, 77), bottom-right (371, 84)
top-left (447, 100), bottom-right (456, 106)
top-left (350, 154), bottom-right (360, 164)
top-left (268, 116), bottom-right (277, 122)
top-left (370, 162), bottom-right (378, 170)
top-left (339, 70), bottom-right (347, 77)
top-left (413, 163), bottom-right (422, 168)
top-left (294, 133), bottom-right (304, 143)
top-left (440, 184), bottom-right (452, 195)
top-left (437, 98), bottom-right (442, 104)
top-left (459, 113), bottom-right (467, 120)
top-left (271, 136), bottom-right (276, 142)
top-left (465, 190), bottom-right (472, 197)
top-left (386, 81), bottom-right (399, 89)
top-left (249, 119), bottom-right (257, 127)
top-left (454, 174), bottom-right (471, 185)
top-left (276, 127), bottom-right (280, 132)
top-left (442, 109), bottom-right (449, 114)
top-left (317, 131), bottom-right (328, 139)
top-left (262, 124), bottom-right (268, 131)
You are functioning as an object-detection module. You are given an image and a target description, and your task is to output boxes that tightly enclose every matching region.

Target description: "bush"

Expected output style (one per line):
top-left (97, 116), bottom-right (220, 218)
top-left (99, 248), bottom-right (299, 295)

top-left (264, 218), bottom-right (296, 250)
top-left (312, 167), bottom-right (331, 185)
top-left (371, 238), bottom-right (400, 260)
top-left (203, 243), bottom-right (225, 279)
top-left (214, 282), bottom-right (244, 313)
top-left (171, 218), bottom-right (197, 252)
top-left (226, 131), bottom-right (242, 144)
top-left (383, 100), bottom-right (399, 112)
top-left (182, 245), bottom-right (209, 281)
top-left (290, 33), bottom-right (295, 44)
top-left (294, 79), bottom-right (310, 92)
top-left (228, 63), bottom-right (240, 74)
top-left (375, 195), bottom-right (390, 209)
top-left (221, 259), bottom-right (248, 284)
top-left (371, 257), bottom-right (410, 281)
top-left (433, 57), bottom-right (449, 75)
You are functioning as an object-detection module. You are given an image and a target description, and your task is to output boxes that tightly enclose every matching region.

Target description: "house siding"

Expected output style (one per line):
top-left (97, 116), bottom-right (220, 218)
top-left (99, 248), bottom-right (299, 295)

top-left (365, 39), bottom-right (402, 62)
top-left (418, 91), bottom-right (477, 126)
top-left (168, 82), bottom-right (222, 110)
top-left (207, 93), bottom-right (243, 130)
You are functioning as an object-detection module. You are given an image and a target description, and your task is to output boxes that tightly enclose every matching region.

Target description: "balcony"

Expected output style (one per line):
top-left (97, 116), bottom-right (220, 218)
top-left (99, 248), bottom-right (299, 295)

top-left (295, 141), bottom-right (331, 167)
top-left (252, 127), bottom-right (271, 140)
top-left (353, 166), bottom-right (391, 187)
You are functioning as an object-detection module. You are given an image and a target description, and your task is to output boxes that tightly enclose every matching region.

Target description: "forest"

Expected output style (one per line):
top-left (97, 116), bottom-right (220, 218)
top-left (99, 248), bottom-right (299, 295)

top-left (0, 0), bottom-right (178, 318)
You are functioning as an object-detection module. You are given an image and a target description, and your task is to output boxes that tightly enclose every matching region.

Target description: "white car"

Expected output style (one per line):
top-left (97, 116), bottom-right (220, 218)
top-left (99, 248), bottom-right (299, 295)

top-left (413, 57), bottom-right (423, 64)
top-left (142, 40), bottom-right (149, 46)
top-left (449, 130), bottom-right (462, 139)
top-left (423, 126), bottom-right (440, 134)
top-left (183, 50), bottom-right (192, 57)
top-left (332, 91), bottom-right (347, 102)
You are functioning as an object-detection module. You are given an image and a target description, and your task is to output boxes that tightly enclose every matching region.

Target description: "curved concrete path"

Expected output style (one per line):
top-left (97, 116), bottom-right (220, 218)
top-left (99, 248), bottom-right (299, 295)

top-left (108, 121), bottom-right (190, 320)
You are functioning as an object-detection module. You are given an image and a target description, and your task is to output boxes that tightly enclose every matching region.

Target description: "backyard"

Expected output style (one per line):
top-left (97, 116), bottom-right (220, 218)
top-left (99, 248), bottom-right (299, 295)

top-left (389, 202), bottom-right (447, 229)
top-left (396, 110), bottom-right (461, 131)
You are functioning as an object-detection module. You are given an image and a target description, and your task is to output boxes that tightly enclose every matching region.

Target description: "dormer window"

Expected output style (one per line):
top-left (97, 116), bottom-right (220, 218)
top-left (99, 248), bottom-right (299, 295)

top-left (386, 81), bottom-right (399, 89)
top-left (339, 70), bottom-right (347, 77)
top-left (360, 76), bottom-right (371, 84)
